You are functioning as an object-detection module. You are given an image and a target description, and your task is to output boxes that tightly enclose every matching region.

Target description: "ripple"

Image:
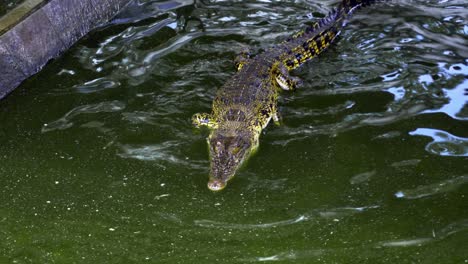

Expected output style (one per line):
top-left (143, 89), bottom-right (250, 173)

top-left (390, 159), bottom-right (421, 168)
top-left (117, 141), bottom-right (181, 162)
top-left (247, 219), bottom-right (468, 262)
top-left (246, 175), bottom-right (289, 191)
top-left (437, 219), bottom-right (468, 240)
top-left (377, 218), bottom-right (468, 248)
top-left (80, 121), bottom-right (113, 134)
top-left (409, 128), bottom-right (468, 157)
top-left (253, 250), bottom-right (323, 262)
top-left (372, 131), bottom-right (402, 140)
top-left (285, 100), bottom-right (355, 118)
top-left (73, 78), bottom-right (120, 94)
top-left (379, 238), bottom-right (433, 247)
top-left (385, 86), bottom-right (406, 101)
top-left (112, 0), bottom-right (192, 24)
top-left (122, 111), bottom-right (158, 125)
top-left (395, 175), bottom-right (468, 199)
top-left (117, 141), bottom-right (206, 170)
top-left (360, 103), bottom-right (428, 126)
top-left (422, 77), bottom-right (468, 121)
top-left (143, 32), bottom-right (204, 64)
top-left (349, 170), bottom-right (376, 185)
top-left (194, 205), bottom-right (379, 229)
top-left (195, 215), bottom-right (308, 230)
top-left (42, 101), bottom-right (125, 133)
top-left (271, 102), bottom-right (428, 145)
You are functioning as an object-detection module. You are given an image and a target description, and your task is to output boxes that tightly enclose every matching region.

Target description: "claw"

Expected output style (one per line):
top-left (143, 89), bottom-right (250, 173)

top-left (272, 112), bottom-right (281, 126)
top-left (275, 63), bottom-right (303, 91)
top-left (192, 113), bottom-right (217, 129)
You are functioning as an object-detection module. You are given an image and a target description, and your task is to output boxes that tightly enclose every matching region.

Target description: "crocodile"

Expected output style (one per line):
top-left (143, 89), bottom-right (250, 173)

top-left (193, 0), bottom-right (380, 191)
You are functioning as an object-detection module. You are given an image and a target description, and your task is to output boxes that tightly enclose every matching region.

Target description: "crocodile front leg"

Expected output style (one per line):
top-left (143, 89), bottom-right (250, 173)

top-left (275, 63), bottom-right (303, 91)
top-left (272, 112), bottom-right (281, 126)
top-left (192, 113), bottom-right (218, 129)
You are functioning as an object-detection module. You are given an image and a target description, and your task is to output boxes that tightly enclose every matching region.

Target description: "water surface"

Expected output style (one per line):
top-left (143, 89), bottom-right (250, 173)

top-left (1, 0), bottom-right (467, 263)
top-left (0, 0), bottom-right (25, 17)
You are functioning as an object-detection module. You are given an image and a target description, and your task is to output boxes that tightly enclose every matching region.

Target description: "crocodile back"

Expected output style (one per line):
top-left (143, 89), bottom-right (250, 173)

top-left (213, 56), bottom-right (278, 132)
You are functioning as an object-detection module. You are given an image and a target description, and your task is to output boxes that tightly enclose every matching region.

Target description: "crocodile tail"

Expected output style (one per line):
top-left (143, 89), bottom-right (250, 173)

top-left (337, 0), bottom-right (380, 26)
top-left (280, 0), bottom-right (380, 70)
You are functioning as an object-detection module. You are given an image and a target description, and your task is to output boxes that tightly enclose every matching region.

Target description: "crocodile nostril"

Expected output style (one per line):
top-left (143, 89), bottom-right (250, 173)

top-left (207, 179), bottom-right (226, 192)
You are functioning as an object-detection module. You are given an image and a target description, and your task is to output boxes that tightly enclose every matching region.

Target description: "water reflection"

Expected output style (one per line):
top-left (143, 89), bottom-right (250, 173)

top-left (390, 159), bottom-right (421, 168)
top-left (74, 77), bottom-right (121, 94)
top-left (42, 101), bottom-right (125, 133)
top-left (409, 128), bottom-right (468, 157)
top-left (422, 77), bottom-right (468, 120)
top-left (118, 142), bottom-right (206, 170)
top-left (195, 205), bottom-right (379, 229)
top-left (349, 170), bottom-right (376, 185)
top-left (118, 141), bottom-right (182, 162)
top-left (112, 0), bottom-right (194, 24)
top-left (250, 219), bottom-right (468, 262)
top-left (395, 175), bottom-right (468, 199)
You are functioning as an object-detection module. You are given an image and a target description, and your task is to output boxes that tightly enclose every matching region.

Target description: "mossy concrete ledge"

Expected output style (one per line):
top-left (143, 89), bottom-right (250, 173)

top-left (0, 0), bottom-right (132, 99)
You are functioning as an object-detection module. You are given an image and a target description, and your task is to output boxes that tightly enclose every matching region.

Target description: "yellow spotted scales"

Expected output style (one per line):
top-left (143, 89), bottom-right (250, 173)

top-left (193, 0), bottom-right (380, 191)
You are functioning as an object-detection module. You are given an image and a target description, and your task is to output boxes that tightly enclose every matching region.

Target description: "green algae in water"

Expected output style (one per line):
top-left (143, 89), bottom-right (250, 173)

top-left (1, 0), bottom-right (468, 263)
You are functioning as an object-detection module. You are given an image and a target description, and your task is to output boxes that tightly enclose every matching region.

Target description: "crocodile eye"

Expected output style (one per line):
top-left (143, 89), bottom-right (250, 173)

top-left (232, 147), bottom-right (240, 154)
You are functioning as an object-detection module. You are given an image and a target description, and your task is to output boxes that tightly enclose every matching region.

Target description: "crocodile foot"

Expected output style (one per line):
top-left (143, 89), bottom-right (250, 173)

top-left (192, 113), bottom-right (217, 129)
top-left (275, 63), bottom-right (303, 91)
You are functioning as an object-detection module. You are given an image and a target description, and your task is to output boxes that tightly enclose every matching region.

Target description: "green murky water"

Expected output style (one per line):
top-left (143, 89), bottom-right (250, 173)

top-left (1, 0), bottom-right (468, 263)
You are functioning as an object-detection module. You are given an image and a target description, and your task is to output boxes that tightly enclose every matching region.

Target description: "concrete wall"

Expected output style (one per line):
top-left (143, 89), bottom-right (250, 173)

top-left (0, 0), bottom-right (132, 99)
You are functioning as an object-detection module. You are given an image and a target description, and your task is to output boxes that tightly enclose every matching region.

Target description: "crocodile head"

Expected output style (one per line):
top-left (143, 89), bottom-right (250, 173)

top-left (207, 128), bottom-right (258, 191)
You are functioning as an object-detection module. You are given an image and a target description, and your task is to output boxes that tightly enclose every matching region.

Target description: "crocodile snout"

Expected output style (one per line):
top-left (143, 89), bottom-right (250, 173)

top-left (207, 178), bottom-right (226, 191)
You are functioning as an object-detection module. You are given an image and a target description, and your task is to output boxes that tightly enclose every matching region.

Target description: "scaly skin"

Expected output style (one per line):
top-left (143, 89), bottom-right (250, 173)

top-left (193, 0), bottom-right (379, 191)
